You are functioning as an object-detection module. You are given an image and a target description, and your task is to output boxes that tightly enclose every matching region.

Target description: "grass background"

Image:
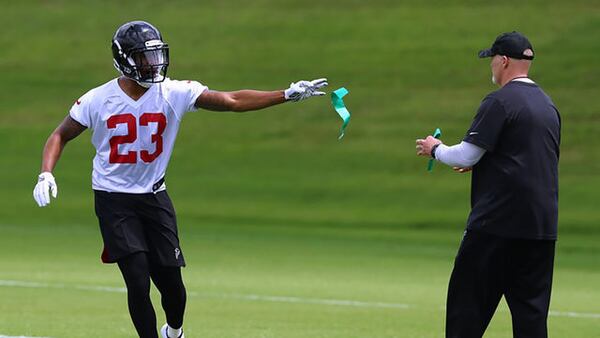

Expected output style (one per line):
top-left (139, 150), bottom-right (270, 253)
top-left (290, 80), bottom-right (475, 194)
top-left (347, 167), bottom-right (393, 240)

top-left (1, 0), bottom-right (599, 337)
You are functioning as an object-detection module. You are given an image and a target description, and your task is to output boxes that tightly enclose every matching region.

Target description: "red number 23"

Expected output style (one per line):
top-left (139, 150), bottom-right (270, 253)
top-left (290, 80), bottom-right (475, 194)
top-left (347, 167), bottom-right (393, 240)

top-left (107, 113), bottom-right (166, 164)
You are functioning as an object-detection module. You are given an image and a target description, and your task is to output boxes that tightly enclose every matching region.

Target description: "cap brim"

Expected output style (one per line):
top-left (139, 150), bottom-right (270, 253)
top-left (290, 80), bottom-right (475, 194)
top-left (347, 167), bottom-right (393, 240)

top-left (478, 49), bottom-right (494, 58)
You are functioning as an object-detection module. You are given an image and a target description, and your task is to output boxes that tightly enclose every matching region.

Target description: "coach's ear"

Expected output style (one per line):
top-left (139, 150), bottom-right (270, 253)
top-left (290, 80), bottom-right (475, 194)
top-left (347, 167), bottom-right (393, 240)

top-left (501, 56), bottom-right (510, 68)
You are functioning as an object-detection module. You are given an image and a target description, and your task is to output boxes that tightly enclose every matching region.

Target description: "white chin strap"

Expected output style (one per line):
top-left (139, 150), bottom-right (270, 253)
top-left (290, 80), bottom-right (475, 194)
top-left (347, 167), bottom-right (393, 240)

top-left (136, 81), bottom-right (154, 89)
top-left (114, 65), bottom-right (158, 88)
top-left (114, 66), bottom-right (150, 88)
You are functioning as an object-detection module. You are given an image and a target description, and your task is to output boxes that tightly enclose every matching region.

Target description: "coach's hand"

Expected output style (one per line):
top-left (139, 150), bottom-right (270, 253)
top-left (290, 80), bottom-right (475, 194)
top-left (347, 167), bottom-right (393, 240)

top-left (453, 167), bottom-right (473, 173)
top-left (416, 136), bottom-right (442, 157)
top-left (33, 172), bottom-right (58, 207)
top-left (284, 78), bottom-right (328, 102)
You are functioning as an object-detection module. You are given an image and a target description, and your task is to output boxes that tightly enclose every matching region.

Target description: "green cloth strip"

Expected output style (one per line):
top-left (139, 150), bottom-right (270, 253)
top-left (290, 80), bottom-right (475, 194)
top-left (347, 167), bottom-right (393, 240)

top-left (427, 128), bottom-right (442, 172)
top-left (331, 87), bottom-right (351, 140)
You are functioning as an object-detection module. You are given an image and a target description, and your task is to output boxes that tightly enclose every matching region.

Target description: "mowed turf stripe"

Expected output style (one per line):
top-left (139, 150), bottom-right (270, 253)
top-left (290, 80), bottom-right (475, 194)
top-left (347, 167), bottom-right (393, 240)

top-left (2, 279), bottom-right (599, 319)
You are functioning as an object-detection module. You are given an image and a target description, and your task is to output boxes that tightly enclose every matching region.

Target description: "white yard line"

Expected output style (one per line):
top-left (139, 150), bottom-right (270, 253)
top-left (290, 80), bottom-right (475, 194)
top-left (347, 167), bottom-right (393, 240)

top-left (0, 335), bottom-right (51, 338)
top-left (1, 279), bottom-right (598, 319)
top-left (205, 293), bottom-right (411, 309)
top-left (549, 311), bottom-right (600, 319)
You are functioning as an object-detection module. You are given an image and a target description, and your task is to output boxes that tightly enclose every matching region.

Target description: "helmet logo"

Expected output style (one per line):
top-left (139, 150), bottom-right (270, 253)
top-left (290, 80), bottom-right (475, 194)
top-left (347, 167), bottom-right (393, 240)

top-left (145, 40), bottom-right (164, 48)
top-left (523, 49), bottom-right (534, 57)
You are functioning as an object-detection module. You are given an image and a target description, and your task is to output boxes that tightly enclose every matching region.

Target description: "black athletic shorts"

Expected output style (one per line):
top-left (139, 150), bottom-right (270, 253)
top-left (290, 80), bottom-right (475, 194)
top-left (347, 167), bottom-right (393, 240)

top-left (94, 190), bottom-right (185, 267)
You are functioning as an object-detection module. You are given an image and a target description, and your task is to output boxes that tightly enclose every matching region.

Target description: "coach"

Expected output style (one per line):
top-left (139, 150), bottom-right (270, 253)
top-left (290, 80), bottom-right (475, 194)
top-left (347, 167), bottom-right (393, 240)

top-left (416, 31), bottom-right (561, 337)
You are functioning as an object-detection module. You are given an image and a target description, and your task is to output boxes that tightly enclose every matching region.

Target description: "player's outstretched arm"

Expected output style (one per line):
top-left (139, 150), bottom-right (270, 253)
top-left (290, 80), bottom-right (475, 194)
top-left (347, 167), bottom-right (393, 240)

top-left (195, 78), bottom-right (328, 112)
top-left (33, 116), bottom-right (87, 207)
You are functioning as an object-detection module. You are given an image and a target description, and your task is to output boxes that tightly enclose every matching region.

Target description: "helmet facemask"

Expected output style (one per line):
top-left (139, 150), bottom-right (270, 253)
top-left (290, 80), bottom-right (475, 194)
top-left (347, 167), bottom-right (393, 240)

top-left (113, 39), bottom-right (169, 86)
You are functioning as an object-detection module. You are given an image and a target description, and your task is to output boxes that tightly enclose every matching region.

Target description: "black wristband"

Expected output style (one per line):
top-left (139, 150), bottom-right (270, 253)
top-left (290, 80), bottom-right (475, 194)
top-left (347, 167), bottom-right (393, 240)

top-left (431, 143), bottom-right (440, 159)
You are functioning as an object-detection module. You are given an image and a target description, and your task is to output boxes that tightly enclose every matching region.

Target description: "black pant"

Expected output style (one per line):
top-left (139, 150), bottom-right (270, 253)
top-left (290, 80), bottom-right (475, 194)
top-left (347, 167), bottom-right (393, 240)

top-left (118, 252), bottom-right (187, 338)
top-left (446, 230), bottom-right (555, 338)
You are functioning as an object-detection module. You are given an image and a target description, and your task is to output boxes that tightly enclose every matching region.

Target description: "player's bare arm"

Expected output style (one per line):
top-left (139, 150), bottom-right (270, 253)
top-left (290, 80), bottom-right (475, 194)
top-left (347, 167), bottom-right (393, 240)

top-left (33, 115), bottom-right (86, 207)
top-left (195, 90), bottom-right (285, 112)
top-left (41, 115), bottom-right (87, 172)
top-left (195, 78), bottom-right (328, 112)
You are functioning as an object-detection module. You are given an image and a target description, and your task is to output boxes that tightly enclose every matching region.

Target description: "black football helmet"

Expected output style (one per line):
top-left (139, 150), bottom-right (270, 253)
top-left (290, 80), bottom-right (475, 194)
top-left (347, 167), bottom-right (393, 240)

top-left (111, 21), bottom-right (169, 85)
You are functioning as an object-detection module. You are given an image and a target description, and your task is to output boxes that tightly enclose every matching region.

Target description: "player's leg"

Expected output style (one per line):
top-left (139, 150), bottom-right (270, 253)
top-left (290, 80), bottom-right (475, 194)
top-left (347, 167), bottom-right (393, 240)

top-left (139, 190), bottom-right (186, 337)
top-left (445, 230), bottom-right (505, 338)
top-left (117, 252), bottom-right (159, 338)
top-left (150, 262), bottom-right (186, 337)
top-left (94, 190), bottom-right (156, 337)
top-left (504, 239), bottom-right (555, 338)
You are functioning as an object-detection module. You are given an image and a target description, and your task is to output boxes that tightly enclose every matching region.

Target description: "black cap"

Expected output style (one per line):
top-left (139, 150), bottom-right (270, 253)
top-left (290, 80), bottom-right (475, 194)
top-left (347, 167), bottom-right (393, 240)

top-left (478, 31), bottom-right (534, 60)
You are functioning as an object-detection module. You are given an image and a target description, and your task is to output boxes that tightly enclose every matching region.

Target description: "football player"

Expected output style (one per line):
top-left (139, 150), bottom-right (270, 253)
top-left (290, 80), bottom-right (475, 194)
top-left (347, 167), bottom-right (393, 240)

top-left (33, 20), bottom-right (328, 338)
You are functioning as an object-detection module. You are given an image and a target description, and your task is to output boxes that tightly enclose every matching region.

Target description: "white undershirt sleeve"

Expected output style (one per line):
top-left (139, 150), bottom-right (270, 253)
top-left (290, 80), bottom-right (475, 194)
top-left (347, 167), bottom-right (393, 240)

top-left (434, 141), bottom-right (486, 168)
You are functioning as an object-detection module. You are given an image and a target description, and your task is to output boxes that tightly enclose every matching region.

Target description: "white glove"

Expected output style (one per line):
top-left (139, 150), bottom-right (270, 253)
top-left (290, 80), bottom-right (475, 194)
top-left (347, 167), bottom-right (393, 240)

top-left (33, 172), bottom-right (58, 207)
top-left (284, 78), bottom-right (328, 102)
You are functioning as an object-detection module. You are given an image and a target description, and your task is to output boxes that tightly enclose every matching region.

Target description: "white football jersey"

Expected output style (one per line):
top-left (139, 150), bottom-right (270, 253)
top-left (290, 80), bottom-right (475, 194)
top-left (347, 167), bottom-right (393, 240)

top-left (69, 78), bottom-right (208, 193)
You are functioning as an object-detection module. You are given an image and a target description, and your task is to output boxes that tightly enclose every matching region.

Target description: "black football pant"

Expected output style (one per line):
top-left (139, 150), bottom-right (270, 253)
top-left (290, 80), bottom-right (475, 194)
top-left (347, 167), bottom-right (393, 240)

top-left (118, 252), bottom-right (187, 338)
top-left (446, 230), bottom-right (555, 338)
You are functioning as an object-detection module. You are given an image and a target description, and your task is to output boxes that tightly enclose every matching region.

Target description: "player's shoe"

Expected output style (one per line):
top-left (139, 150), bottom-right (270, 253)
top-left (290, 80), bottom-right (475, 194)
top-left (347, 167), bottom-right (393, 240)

top-left (160, 323), bottom-right (184, 338)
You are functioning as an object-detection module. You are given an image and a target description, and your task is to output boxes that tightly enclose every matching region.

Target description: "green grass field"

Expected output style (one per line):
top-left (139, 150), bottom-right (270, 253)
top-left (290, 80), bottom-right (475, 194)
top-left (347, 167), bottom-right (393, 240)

top-left (1, 1), bottom-right (599, 337)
